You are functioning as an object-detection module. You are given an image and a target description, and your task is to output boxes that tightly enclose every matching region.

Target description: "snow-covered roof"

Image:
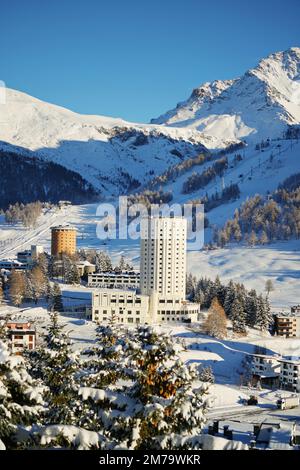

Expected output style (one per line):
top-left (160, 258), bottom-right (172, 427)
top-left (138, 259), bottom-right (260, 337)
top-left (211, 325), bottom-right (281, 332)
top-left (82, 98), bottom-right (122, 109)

top-left (275, 311), bottom-right (300, 318)
top-left (76, 260), bottom-right (95, 267)
top-left (51, 225), bottom-right (76, 231)
top-left (279, 356), bottom-right (300, 364)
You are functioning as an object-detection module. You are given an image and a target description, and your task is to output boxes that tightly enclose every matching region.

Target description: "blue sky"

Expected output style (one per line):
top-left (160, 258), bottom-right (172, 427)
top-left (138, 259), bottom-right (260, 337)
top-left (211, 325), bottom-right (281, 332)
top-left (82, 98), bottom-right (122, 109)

top-left (1, 0), bottom-right (300, 122)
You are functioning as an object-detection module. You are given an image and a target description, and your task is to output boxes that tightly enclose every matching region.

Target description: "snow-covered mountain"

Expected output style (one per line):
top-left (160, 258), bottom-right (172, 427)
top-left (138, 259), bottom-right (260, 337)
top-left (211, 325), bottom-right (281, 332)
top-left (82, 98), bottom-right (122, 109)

top-left (152, 47), bottom-right (300, 143)
top-left (1, 47), bottom-right (300, 204)
top-left (0, 88), bottom-right (217, 197)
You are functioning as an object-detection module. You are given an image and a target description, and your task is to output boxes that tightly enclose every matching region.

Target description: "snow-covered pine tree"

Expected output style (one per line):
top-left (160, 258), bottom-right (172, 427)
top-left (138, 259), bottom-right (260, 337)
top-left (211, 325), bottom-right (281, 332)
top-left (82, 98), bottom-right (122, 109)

top-left (230, 297), bottom-right (247, 335)
top-left (82, 322), bottom-right (128, 389)
top-left (95, 251), bottom-right (113, 273)
top-left (245, 289), bottom-right (258, 327)
top-left (77, 326), bottom-right (211, 449)
top-left (29, 311), bottom-right (81, 427)
top-left (0, 336), bottom-right (44, 449)
top-left (49, 282), bottom-right (63, 312)
top-left (224, 280), bottom-right (236, 316)
top-left (116, 255), bottom-right (126, 272)
top-left (63, 257), bottom-right (80, 284)
top-left (255, 295), bottom-right (272, 331)
top-left (186, 273), bottom-right (197, 299)
top-left (122, 326), bottom-right (211, 449)
top-left (199, 365), bottom-right (215, 384)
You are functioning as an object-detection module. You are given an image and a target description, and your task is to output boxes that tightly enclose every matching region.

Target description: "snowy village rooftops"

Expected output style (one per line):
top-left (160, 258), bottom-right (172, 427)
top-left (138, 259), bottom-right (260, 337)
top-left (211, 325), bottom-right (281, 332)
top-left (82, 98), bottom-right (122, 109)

top-left (275, 311), bottom-right (300, 318)
top-left (76, 260), bottom-right (95, 267)
top-left (6, 320), bottom-right (34, 328)
top-left (257, 421), bottom-right (296, 450)
top-left (278, 356), bottom-right (300, 364)
top-left (207, 419), bottom-right (297, 450)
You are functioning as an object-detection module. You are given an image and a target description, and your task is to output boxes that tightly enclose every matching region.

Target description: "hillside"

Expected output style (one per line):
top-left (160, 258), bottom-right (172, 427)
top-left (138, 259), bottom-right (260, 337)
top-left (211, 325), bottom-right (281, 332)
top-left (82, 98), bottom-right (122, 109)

top-left (0, 88), bottom-right (214, 196)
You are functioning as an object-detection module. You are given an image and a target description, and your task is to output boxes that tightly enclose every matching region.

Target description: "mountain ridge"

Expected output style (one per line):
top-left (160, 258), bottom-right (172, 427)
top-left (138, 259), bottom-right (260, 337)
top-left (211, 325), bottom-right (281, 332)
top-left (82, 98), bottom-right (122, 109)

top-left (151, 47), bottom-right (300, 143)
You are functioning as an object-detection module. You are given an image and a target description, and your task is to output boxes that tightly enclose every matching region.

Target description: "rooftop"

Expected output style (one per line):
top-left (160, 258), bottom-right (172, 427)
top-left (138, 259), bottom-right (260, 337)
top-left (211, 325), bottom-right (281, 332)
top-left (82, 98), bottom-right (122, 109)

top-left (51, 225), bottom-right (76, 231)
top-left (276, 311), bottom-right (300, 318)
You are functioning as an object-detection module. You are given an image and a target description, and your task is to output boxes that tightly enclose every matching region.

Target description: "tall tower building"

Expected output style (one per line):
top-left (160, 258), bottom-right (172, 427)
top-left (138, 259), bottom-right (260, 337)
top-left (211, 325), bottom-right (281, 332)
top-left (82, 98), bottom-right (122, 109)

top-left (140, 216), bottom-right (186, 300)
top-left (51, 225), bottom-right (77, 256)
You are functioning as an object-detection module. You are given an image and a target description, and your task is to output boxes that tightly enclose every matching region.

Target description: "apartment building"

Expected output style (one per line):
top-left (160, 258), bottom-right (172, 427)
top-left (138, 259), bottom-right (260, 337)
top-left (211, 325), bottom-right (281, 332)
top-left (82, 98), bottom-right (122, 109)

top-left (92, 216), bottom-right (199, 325)
top-left (274, 311), bottom-right (300, 337)
top-left (251, 355), bottom-right (281, 388)
top-left (279, 357), bottom-right (300, 392)
top-left (6, 320), bottom-right (36, 355)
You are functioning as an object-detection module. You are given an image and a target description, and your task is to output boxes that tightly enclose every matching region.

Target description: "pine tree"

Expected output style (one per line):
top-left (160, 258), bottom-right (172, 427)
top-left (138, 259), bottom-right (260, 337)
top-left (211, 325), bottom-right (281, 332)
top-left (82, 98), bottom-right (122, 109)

top-left (255, 295), bottom-right (272, 331)
top-left (186, 273), bottom-right (197, 299)
top-left (49, 283), bottom-right (63, 312)
top-left (29, 311), bottom-right (81, 426)
top-left (116, 255), bottom-right (126, 272)
top-left (82, 322), bottom-right (128, 389)
top-left (62, 256), bottom-right (80, 284)
top-left (230, 297), bottom-right (247, 335)
top-left (78, 327), bottom-right (210, 450)
top-left (0, 337), bottom-right (44, 449)
top-left (199, 365), bottom-right (215, 384)
top-left (124, 327), bottom-right (210, 449)
top-left (245, 289), bottom-right (258, 327)
top-left (224, 280), bottom-right (236, 316)
top-left (95, 251), bottom-right (113, 273)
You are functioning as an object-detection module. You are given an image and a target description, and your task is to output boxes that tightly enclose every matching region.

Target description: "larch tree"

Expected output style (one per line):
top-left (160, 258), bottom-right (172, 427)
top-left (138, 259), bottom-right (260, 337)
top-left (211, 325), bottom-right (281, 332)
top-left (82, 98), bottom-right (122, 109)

top-left (203, 297), bottom-right (227, 339)
top-left (9, 270), bottom-right (26, 306)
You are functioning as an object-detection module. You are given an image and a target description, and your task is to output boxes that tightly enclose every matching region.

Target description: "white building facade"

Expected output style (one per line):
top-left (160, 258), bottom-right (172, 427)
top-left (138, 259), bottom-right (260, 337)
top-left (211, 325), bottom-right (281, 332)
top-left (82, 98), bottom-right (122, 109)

top-left (88, 271), bottom-right (139, 289)
top-left (92, 216), bottom-right (199, 325)
top-left (279, 358), bottom-right (300, 392)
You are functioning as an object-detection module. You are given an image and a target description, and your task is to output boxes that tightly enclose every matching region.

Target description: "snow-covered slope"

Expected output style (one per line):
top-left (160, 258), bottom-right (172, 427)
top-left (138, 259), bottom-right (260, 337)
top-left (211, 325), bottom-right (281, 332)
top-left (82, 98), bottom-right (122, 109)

top-left (152, 47), bottom-right (300, 143)
top-left (0, 88), bottom-right (218, 196)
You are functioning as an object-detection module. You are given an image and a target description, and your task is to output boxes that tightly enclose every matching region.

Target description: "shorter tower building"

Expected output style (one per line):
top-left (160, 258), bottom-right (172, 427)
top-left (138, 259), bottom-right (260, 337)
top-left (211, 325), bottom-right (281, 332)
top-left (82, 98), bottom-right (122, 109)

top-left (51, 225), bottom-right (76, 256)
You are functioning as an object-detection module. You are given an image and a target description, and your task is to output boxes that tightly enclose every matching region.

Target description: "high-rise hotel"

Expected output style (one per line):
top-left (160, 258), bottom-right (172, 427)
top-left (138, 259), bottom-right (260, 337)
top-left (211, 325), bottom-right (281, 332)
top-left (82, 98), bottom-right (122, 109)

top-left (92, 216), bottom-right (199, 325)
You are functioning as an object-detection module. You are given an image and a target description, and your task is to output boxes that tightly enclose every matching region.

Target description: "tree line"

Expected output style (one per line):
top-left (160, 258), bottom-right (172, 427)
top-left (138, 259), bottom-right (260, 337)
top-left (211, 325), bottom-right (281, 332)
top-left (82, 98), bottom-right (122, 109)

top-left (182, 157), bottom-right (228, 194)
top-left (187, 274), bottom-right (273, 335)
top-left (0, 149), bottom-right (99, 210)
top-left (213, 173), bottom-right (300, 247)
